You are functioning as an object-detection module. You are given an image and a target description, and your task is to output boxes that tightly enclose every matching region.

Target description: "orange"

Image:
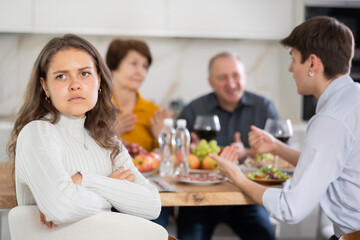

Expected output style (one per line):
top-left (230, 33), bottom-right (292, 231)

top-left (201, 156), bottom-right (218, 170)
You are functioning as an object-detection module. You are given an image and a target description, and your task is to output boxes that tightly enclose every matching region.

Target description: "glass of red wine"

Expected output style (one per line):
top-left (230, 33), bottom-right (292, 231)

top-left (193, 115), bottom-right (221, 141)
top-left (264, 118), bottom-right (293, 169)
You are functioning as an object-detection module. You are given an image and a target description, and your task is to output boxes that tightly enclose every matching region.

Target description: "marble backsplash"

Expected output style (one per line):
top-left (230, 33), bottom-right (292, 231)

top-left (0, 33), bottom-right (301, 120)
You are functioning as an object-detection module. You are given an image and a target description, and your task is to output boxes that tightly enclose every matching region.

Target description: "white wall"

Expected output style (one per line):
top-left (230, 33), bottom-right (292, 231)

top-left (0, 0), bottom-right (304, 122)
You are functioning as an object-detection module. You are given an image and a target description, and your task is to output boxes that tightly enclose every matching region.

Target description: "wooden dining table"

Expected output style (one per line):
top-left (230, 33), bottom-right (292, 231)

top-left (159, 176), bottom-right (255, 206)
top-left (0, 163), bottom-right (255, 210)
top-left (0, 162), bottom-right (16, 209)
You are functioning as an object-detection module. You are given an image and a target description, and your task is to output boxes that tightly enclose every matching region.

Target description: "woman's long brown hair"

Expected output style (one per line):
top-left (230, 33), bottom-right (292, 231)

top-left (7, 34), bottom-right (121, 170)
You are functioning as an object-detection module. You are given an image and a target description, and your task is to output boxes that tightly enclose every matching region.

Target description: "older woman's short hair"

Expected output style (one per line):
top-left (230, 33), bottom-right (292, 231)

top-left (106, 39), bottom-right (152, 71)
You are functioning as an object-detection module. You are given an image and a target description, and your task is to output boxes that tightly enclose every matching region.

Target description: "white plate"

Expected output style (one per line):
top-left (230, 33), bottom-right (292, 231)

top-left (189, 169), bottom-right (219, 174)
top-left (241, 157), bottom-right (295, 174)
top-left (280, 168), bottom-right (294, 174)
top-left (239, 165), bottom-right (258, 174)
top-left (240, 165), bottom-right (294, 175)
top-left (173, 173), bottom-right (225, 185)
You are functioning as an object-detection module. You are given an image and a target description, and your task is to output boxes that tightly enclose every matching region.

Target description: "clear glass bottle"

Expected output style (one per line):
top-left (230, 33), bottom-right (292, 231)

top-left (158, 118), bottom-right (175, 177)
top-left (173, 119), bottom-right (190, 176)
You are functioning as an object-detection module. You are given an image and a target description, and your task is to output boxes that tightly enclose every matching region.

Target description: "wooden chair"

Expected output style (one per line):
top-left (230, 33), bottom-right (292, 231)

top-left (339, 230), bottom-right (360, 240)
top-left (168, 236), bottom-right (179, 240)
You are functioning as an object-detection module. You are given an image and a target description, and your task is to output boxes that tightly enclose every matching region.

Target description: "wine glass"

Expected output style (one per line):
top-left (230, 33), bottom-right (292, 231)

top-left (264, 119), bottom-right (293, 169)
top-left (193, 115), bottom-right (221, 141)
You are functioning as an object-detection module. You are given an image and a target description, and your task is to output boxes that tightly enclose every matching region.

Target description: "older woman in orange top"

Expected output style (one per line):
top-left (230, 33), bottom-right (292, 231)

top-left (106, 39), bottom-right (171, 152)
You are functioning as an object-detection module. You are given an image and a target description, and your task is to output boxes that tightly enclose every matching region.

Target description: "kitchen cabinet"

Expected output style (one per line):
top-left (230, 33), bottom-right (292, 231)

top-left (33, 0), bottom-right (168, 35)
top-left (1, 0), bottom-right (299, 40)
top-left (167, 0), bottom-right (296, 39)
top-left (0, 0), bottom-right (32, 32)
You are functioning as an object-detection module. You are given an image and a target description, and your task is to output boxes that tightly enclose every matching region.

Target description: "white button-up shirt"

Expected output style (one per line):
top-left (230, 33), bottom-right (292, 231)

top-left (263, 75), bottom-right (360, 237)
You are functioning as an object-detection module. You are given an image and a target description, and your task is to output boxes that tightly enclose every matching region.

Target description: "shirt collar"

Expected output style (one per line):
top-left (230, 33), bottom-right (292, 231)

top-left (208, 91), bottom-right (255, 112)
top-left (134, 92), bottom-right (148, 111)
top-left (316, 74), bottom-right (353, 113)
top-left (58, 114), bottom-right (86, 136)
top-left (112, 92), bottom-right (147, 112)
top-left (241, 91), bottom-right (256, 106)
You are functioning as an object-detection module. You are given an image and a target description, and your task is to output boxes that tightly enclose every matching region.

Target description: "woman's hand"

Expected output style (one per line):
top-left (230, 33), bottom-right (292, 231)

top-left (212, 146), bottom-right (267, 206)
top-left (39, 209), bottom-right (57, 229)
top-left (114, 113), bottom-right (137, 136)
top-left (210, 146), bottom-right (243, 181)
top-left (150, 108), bottom-right (173, 139)
top-left (71, 172), bottom-right (82, 185)
top-left (108, 166), bottom-right (136, 183)
top-left (248, 125), bottom-right (277, 154)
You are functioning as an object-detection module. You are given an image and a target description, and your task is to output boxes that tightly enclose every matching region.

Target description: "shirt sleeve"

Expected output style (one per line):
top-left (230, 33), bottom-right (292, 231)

top-left (81, 144), bottom-right (161, 220)
top-left (178, 104), bottom-right (196, 132)
top-left (16, 121), bottom-right (112, 224)
top-left (262, 115), bottom-right (352, 223)
top-left (265, 99), bottom-right (279, 120)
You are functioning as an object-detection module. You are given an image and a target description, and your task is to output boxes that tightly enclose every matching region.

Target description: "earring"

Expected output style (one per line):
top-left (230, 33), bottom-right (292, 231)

top-left (308, 72), bottom-right (314, 77)
top-left (45, 96), bottom-right (51, 103)
top-left (98, 88), bottom-right (102, 94)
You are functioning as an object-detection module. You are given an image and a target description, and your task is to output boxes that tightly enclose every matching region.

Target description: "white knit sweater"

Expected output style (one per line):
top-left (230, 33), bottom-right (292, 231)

top-left (15, 114), bottom-right (161, 224)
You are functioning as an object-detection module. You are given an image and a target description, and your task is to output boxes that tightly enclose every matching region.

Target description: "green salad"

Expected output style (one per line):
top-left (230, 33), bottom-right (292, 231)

top-left (247, 167), bottom-right (289, 180)
top-left (255, 153), bottom-right (274, 162)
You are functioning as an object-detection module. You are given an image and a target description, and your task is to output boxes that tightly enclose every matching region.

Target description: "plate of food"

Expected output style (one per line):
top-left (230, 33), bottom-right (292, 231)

top-left (173, 173), bottom-right (225, 185)
top-left (246, 167), bottom-right (291, 185)
top-left (241, 154), bottom-right (295, 174)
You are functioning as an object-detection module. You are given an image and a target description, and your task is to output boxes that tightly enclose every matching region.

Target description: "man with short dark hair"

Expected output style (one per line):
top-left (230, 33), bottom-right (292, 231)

top-left (215, 16), bottom-right (360, 240)
top-left (177, 52), bottom-right (278, 240)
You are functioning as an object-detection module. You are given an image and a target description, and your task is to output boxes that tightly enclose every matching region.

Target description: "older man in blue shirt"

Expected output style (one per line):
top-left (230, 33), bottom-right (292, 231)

top-left (177, 52), bottom-right (278, 240)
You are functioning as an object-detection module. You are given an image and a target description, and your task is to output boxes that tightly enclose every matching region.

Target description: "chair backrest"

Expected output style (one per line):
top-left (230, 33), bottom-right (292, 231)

top-left (9, 205), bottom-right (168, 240)
top-left (0, 121), bottom-right (13, 163)
top-left (339, 230), bottom-right (360, 240)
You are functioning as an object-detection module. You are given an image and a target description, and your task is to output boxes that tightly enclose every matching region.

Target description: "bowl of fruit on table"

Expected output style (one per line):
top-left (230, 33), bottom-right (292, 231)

top-left (190, 139), bottom-right (222, 172)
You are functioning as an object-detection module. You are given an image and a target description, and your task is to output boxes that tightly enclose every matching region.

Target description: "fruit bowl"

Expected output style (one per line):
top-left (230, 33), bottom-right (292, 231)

top-left (191, 139), bottom-right (221, 171)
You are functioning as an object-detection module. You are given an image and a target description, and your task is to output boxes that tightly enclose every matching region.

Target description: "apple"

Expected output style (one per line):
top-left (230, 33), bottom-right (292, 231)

top-left (188, 154), bottom-right (200, 169)
top-left (201, 156), bottom-right (218, 170)
top-left (133, 154), bottom-right (153, 172)
top-left (147, 152), bottom-right (160, 170)
top-left (174, 153), bottom-right (198, 169)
